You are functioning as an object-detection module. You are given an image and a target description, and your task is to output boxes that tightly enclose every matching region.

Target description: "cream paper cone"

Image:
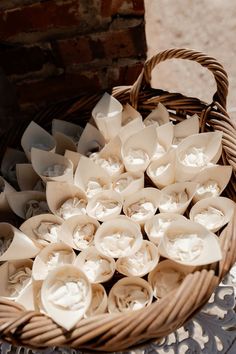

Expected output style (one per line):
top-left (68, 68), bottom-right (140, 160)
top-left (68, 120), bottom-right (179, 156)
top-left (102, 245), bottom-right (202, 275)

top-left (86, 190), bottom-right (123, 222)
top-left (1, 148), bottom-right (27, 185)
top-left (32, 242), bottom-right (76, 281)
top-left (118, 118), bottom-right (144, 144)
top-left (59, 214), bottom-right (100, 251)
top-left (112, 171), bottom-right (144, 198)
top-left (41, 265), bottom-right (92, 330)
top-left (175, 131), bottom-right (223, 181)
top-left (152, 122), bottom-right (174, 161)
top-left (116, 240), bottom-right (159, 277)
top-left (31, 148), bottom-right (73, 184)
top-left (144, 213), bottom-right (187, 246)
top-left (94, 216), bottom-right (143, 258)
top-left (6, 191), bottom-right (49, 219)
top-left (32, 280), bottom-right (44, 312)
top-left (16, 164), bottom-right (45, 191)
top-left (189, 196), bottom-right (235, 233)
top-left (74, 246), bottom-right (116, 283)
top-left (148, 259), bottom-right (194, 298)
top-left (121, 125), bottom-right (157, 172)
top-left (158, 219), bottom-right (222, 266)
top-left (21, 121), bottom-right (56, 161)
top-left (77, 123), bottom-right (106, 156)
top-left (46, 181), bottom-right (87, 219)
top-left (147, 149), bottom-right (176, 189)
top-left (52, 119), bottom-right (83, 154)
top-left (192, 165), bottom-right (233, 202)
top-left (0, 176), bottom-right (15, 212)
top-left (123, 187), bottom-right (161, 225)
top-left (108, 276), bottom-right (153, 313)
top-left (74, 156), bottom-right (111, 198)
top-left (159, 182), bottom-right (198, 215)
top-left (121, 103), bottom-right (142, 126)
top-left (92, 92), bottom-right (123, 141)
top-left (172, 114), bottom-right (199, 147)
top-left (20, 213), bottom-right (63, 247)
top-left (144, 102), bottom-right (169, 127)
top-left (64, 150), bottom-right (82, 173)
top-left (17, 282), bottom-right (35, 311)
top-left (0, 223), bottom-right (40, 261)
top-left (85, 283), bottom-right (108, 317)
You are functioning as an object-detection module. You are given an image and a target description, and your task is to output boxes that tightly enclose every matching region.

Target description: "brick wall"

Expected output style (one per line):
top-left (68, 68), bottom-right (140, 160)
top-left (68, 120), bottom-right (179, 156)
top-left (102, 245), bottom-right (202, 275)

top-left (0, 0), bottom-right (146, 113)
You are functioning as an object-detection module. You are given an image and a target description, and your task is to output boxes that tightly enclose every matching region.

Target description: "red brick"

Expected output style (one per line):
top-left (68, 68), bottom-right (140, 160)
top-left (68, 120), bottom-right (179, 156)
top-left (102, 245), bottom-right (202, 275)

top-left (101, 0), bottom-right (144, 17)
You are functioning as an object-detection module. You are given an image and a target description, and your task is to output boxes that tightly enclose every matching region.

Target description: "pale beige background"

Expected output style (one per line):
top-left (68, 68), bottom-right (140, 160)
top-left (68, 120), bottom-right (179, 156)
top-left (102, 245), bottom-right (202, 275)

top-left (145, 0), bottom-right (236, 120)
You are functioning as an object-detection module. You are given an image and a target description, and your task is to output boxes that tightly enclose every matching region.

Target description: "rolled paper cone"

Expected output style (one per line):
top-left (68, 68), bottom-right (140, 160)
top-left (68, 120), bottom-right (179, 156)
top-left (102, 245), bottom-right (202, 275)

top-left (121, 125), bottom-right (157, 173)
top-left (59, 214), bottom-right (100, 251)
top-left (41, 265), bottom-right (92, 330)
top-left (0, 223), bottom-right (40, 261)
top-left (31, 148), bottom-right (73, 184)
top-left (20, 213), bottom-right (63, 247)
top-left (172, 114), bottom-right (199, 147)
top-left (74, 155), bottom-right (111, 197)
top-left (189, 196), bottom-right (235, 233)
top-left (16, 163), bottom-right (44, 191)
top-left (17, 282), bottom-right (35, 311)
top-left (153, 122), bottom-right (174, 159)
top-left (32, 280), bottom-right (44, 312)
top-left (158, 219), bottom-right (222, 266)
top-left (108, 276), bottom-right (153, 313)
top-left (64, 150), bottom-right (82, 173)
top-left (92, 92), bottom-right (123, 141)
top-left (159, 182), bottom-right (198, 215)
top-left (122, 103), bottom-right (142, 126)
top-left (123, 187), bottom-right (161, 226)
top-left (32, 242), bottom-right (76, 281)
top-left (147, 149), bottom-right (176, 189)
top-left (192, 165), bottom-right (233, 202)
top-left (53, 132), bottom-right (77, 154)
top-left (0, 176), bottom-right (15, 212)
top-left (6, 191), bottom-right (48, 220)
top-left (1, 148), bottom-right (27, 185)
top-left (118, 118), bottom-right (144, 144)
top-left (21, 121), bottom-right (56, 161)
top-left (112, 171), bottom-right (144, 198)
top-left (76, 123), bottom-right (106, 156)
top-left (46, 181), bottom-right (87, 218)
top-left (85, 283), bottom-right (108, 317)
top-left (52, 119), bottom-right (83, 154)
top-left (144, 102), bottom-right (170, 126)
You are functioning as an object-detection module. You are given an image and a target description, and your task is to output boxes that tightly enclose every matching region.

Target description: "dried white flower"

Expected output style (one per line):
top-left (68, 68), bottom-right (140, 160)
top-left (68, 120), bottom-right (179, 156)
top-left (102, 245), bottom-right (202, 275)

top-left (33, 221), bottom-right (60, 244)
top-left (180, 147), bottom-right (208, 167)
top-left (127, 199), bottom-right (155, 221)
top-left (160, 190), bottom-right (188, 211)
top-left (193, 206), bottom-right (224, 229)
top-left (57, 197), bottom-right (87, 219)
top-left (167, 234), bottom-right (204, 262)
top-left (73, 223), bottom-right (96, 250)
top-left (24, 200), bottom-right (49, 219)
top-left (124, 148), bottom-right (149, 166)
top-left (196, 180), bottom-right (220, 199)
top-left (43, 164), bottom-right (69, 177)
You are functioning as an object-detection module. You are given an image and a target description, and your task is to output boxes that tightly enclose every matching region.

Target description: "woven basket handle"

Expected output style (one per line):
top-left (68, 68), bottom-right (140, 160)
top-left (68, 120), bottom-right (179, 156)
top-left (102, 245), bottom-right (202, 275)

top-left (130, 48), bottom-right (229, 109)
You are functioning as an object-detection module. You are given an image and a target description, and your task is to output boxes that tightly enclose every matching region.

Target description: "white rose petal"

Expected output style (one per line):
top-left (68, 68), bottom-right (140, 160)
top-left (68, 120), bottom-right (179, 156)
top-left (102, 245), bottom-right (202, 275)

top-left (57, 197), bottom-right (87, 219)
top-left (167, 234), bottom-right (204, 262)
top-left (193, 206), bottom-right (224, 229)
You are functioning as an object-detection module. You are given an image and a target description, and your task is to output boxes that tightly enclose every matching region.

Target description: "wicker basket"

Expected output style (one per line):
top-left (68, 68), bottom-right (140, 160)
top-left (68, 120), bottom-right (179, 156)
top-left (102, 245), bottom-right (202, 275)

top-left (0, 48), bottom-right (236, 352)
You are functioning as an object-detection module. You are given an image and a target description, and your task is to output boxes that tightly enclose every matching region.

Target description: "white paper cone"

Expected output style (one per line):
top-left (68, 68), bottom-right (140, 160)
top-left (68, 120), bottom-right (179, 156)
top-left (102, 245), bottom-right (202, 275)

top-left (92, 92), bottom-right (123, 141)
top-left (85, 283), bottom-right (108, 317)
top-left (64, 150), bottom-right (82, 173)
top-left (0, 177), bottom-right (15, 212)
top-left (144, 103), bottom-right (170, 126)
top-left (121, 103), bottom-right (142, 126)
top-left (172, 114), bottom-right (199, 147)
top-left (119, 118), bottom-right (144, 144)
top-left (112, 171), bottom-right (144, 198)
top-left (77, 123), bottom-right (106, 156)
top-left (152, 122), bottom-right (174, 161)
top-left (16, 164), bottom-right (44, 191)
top-left (52, 119), bottom-right (83, 154)
top-left (1, 148), bottom-right (27, 185)
top-left (21, 121), bottom-right (56, 161)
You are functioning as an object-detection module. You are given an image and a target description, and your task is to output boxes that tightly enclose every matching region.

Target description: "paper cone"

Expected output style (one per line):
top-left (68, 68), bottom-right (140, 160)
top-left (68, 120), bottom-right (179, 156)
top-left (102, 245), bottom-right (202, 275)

top-left (112, 171), bottom-right (144, 198)
top-left (0, 176), bottom-right (15, 212)
top-left (121, 125), bottom-right (157, 172)
top-left (6, 191), bottom-right (49, 219)
top-left (1, 148), bottom-right (27, 186)
top-left (64, 150), bottom-right (82, 173)
top-left (94, 216), bottom-right (143, 258)
top-left (74, 156), bottom-right (111, 198)
top-left (147, 149), bottom-right (176, 189)
top-left (148, 259), bottom-right (194, 298)
top-left (77, 123), bottom-right (106, 156)
top-left (41, 265), bottom-right (92, 330)
top-left (144, 103), bottom-right (170, 127)
top-left (158, 219), bottom-right (222, 266)
top-left (189, 196), bottom-right (235, 232)
top-left (52, 119), bottom-right (83, 154)
top-left (86, 190), bottom-right (123, 222)
top-left (21, 121), bottom-right (56, 161)
top-left (0, 223), bottom-right (40, 261)
top-left (59, 214), bottom-right (99, 251)
top-left (108, 276), bottom-right (153, 313)
top-left (92, 92), bottom-right (123, 141)
top-left (172, 114), bottom-right (199, 147)
top-left (121, 103), bottom-right (142, 126)
top-left (152, 122), bottom-right (174, 161)
top-left (46, 181), bottom-right (87, 220)
top-left (20, 213), bottom-right (63, 247)
top-left (85, 283), bottom-right (108, 317)
top-left (32, 280), bottom-right (44, 312)
top-left (16, 163), bottom-right (45, 191)
top-left (119, 118), bottom-right (144, 144)
top-left (144, 213), bottom-right (187, 245)
top-left (74, 246), bottom-right (116, 283)
top-left (159, 182), bottom-right (198, 215)
top-left (192, 165), bottom-right (233, 202)
top-left (32, 242), bottom-right (76, 281)
top-left (123, 187), bottom-right (161, 225)
top-left (31, 148), bottom-right (73, 184)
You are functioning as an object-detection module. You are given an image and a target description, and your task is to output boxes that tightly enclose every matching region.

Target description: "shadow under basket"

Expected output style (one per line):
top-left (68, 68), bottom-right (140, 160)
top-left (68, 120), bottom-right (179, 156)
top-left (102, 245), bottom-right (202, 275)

top-left (0, 48), bottom-right (236, 352)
